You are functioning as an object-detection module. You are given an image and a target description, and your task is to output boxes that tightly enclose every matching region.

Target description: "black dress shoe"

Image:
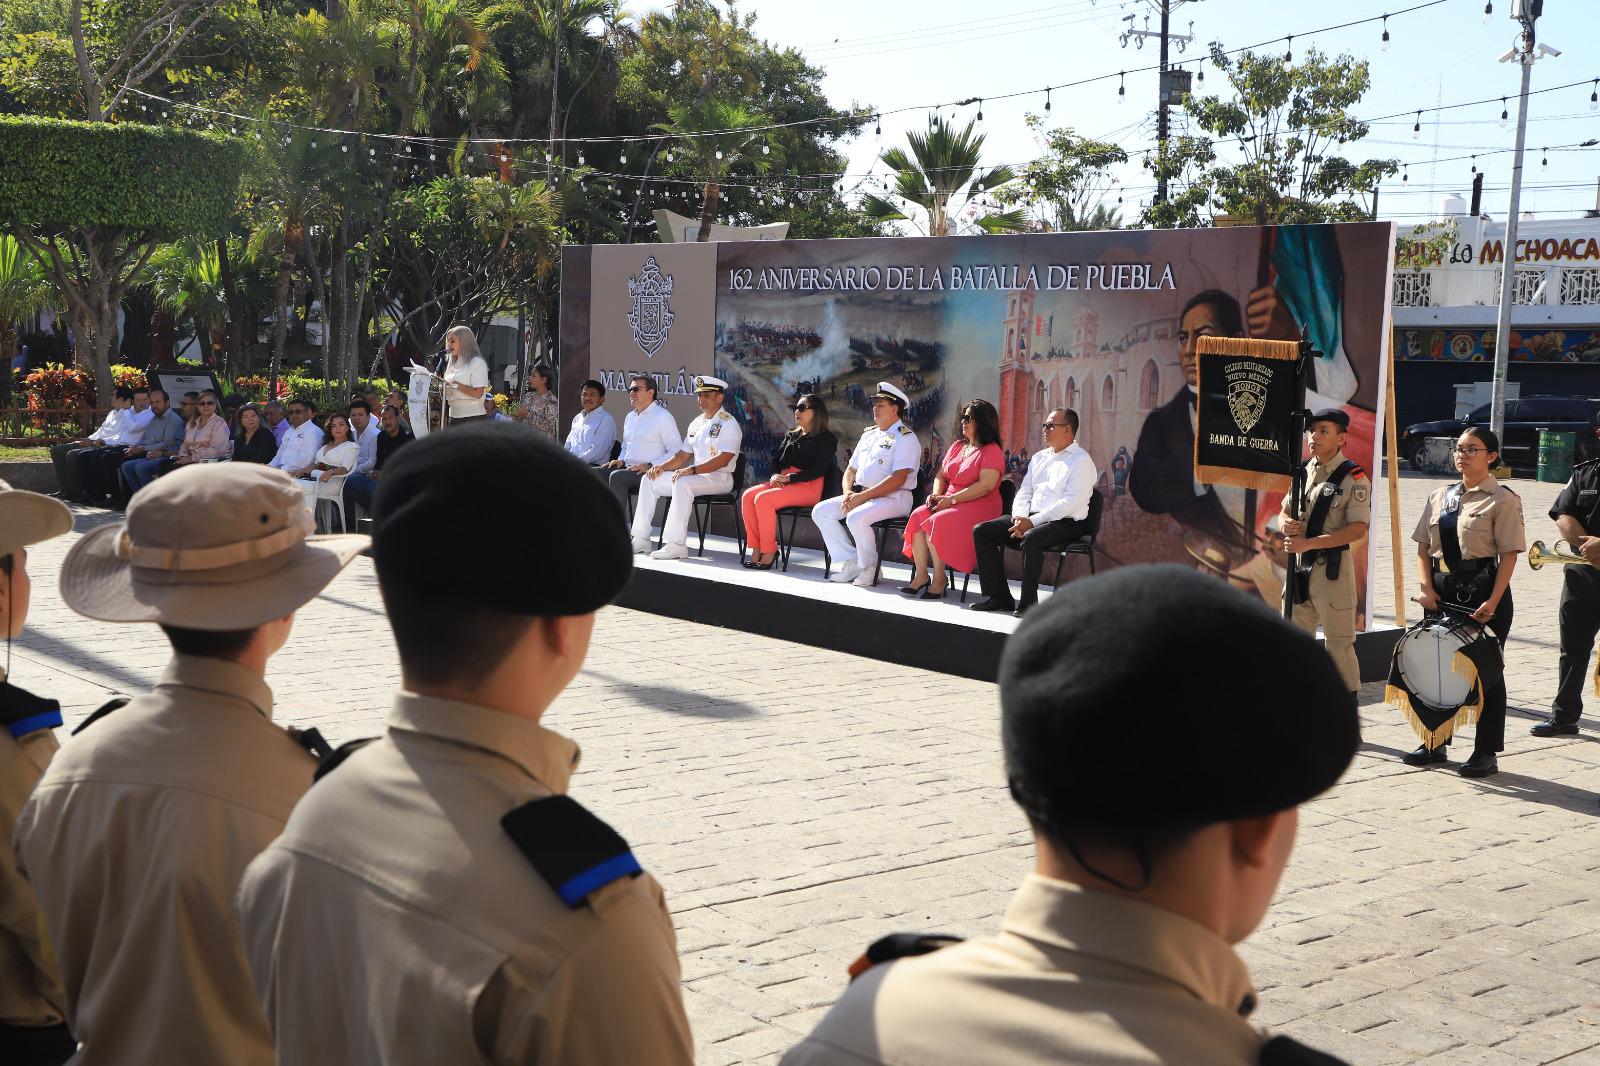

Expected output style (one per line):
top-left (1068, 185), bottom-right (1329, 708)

top-left (1459, 752), bottom-right (1499, 778)
top-left (899, 580), bottom-right (930, 596)
top-left (967, 596), bottom-right (1016, 613)
top-left (1531, 718), bottom-right (1579, 737)
top-left (1402, 744), bottom-right (1448, 766)
top-left (918, 583), bottom-right (948, 600)
top-left (1013, 600), bottom-right (1037, 618)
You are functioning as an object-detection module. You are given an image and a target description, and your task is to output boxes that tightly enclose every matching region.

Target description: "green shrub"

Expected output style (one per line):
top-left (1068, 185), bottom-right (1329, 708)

top-left (0, 117), bottom-right (245, 235)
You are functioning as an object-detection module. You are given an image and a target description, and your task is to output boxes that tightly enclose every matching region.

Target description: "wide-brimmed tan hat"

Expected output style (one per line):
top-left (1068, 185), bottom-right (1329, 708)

top-left (60, 464), bottom-right (369, 630)
top-left (0, 479), bottom-right (73, 557)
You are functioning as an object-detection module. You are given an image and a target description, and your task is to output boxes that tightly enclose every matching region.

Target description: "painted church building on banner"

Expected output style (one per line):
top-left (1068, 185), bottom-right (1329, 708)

top-left (997, 287), bottom-right (1180, 481)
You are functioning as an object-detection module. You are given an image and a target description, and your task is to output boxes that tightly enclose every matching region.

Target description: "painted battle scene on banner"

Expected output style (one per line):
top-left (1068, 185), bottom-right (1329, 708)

top-left (708, 223), bottom-right (1395, 626)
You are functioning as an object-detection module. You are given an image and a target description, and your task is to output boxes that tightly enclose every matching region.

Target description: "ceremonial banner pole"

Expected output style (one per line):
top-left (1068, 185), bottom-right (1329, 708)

top-left (1386, 327), bottom-right (1405, 627)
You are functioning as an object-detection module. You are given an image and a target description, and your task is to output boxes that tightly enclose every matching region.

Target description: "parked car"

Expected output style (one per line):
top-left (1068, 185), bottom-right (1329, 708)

top-left (1401, 396), bottom-right (1600, 471)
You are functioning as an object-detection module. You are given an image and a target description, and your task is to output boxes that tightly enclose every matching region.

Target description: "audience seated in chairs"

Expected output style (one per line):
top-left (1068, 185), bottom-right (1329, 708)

top-left (564, 379), bottom-right (616, 465)
top-left (899, 399), bottom-right (1004, 599)
top-left (122, 390), bottom-right (230, 496)
top-left (347, 400), bottom-right (382, 475)
top-left (513, 362), bottom-right (560, 441)
top-left (630, 375), bottom-right (742, 561)
top-left (229, 404), bottom-right (279, 465)
top-left (811, 382), bottom-right (920, 588)
top-left (96, 387), bottom-right (183, 507)
top-left (295, 412), bottom-right (359, 531)
top-left (345, 404), bottom-right (414, 524)
top-left (742, 394), bottom-right (837, 570)
top-left (968, 407), bottom-right (1098, 617)
top-left (50, 385), bottom-right (147, 501)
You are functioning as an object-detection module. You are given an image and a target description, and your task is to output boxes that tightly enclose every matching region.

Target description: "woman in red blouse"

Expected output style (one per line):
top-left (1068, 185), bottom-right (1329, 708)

top-left (901, 399), bottom-right (1005, 598)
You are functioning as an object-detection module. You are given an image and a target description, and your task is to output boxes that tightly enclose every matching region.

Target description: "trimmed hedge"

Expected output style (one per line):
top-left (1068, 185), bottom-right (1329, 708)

top-left (0, 116), bottom-right (245, 234)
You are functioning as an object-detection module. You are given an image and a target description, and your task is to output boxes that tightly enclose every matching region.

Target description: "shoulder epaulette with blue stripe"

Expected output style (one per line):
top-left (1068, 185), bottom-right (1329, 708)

top-left (501, 795), bottom-right (642, 909)
top-left (0, 681), bottom-right (63, 740)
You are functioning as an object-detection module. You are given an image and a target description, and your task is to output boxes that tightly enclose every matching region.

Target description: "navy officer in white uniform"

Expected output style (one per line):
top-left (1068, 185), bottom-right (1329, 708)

top-left (813, 382), bottom-right (921, 588)
top-left (631, 376), bottom-right (742, 561)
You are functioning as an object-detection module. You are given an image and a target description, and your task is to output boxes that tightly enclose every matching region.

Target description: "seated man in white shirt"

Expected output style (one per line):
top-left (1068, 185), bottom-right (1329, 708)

top-left (267, 398), bottom-right (327, 478)
top-left (630, 376), bottom-right (740, 561)
top-left (812, 382), bottom-right (921, 589)
top-left (602, 374), bottom-right (682, 516)
top-left (563, 379), bottom-right (617, 465)
top-left (969, 408), bottom-right (1098, 617)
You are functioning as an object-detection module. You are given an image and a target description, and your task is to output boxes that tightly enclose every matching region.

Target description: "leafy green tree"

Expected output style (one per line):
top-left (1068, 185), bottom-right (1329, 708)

top-left (1140, 134), bottom-right (1217, 229)
top-left (1180, 44), bottom-right (1396, 225)
top-left (384, 174), bottom-right (557, 357)
top-left (654, 96), bottom-right (775, 241)
top-left (998, 114), bottom-right (1127, 231)
top-left (862, 115), bottom-right (1023, 237)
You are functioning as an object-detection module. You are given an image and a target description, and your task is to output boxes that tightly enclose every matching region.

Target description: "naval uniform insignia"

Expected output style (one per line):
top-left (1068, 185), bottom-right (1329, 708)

top-left (502, 796), bottom-right (643, 909)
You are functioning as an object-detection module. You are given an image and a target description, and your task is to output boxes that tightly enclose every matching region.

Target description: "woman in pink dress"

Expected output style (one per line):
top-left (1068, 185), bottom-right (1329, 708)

top-left (901, 399), bottom-right (1005, 598)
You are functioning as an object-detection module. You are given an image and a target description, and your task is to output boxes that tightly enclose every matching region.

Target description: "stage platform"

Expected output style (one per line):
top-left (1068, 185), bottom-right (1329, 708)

top-left (617, 534), bottom-right (1402, 684)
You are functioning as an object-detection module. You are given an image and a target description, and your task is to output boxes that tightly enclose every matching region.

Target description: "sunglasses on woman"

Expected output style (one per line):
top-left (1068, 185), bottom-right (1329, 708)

top-left (795, 404), bottom-right (811, 412)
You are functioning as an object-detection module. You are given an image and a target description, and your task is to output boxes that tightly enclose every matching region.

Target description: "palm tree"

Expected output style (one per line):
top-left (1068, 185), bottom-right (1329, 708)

top-left (862, 115), bottom-right (1025, 237)
top-left (655, 97), bottom-right (774, 241)
top-left (247, 129), bottom-right (335, 395)
top-left (146, 242), bottom-right (229, 367)
top-left (0, 236), bottom-right (50, 388)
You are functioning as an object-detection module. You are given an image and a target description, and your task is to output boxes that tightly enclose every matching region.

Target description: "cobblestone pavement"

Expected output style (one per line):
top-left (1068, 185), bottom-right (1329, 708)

top-left (11, 469), bottom-right (1600, 1065)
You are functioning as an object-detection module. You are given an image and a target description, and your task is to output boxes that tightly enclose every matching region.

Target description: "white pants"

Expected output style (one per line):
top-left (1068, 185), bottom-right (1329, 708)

top-left (632, 470), bottom-right (733, 546)
top-left (812, 491), bottom-right (912, 571)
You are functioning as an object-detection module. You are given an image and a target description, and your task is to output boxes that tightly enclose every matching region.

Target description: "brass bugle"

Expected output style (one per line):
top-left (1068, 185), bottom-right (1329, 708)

top-left (1528, 540), bottom-right (1594, 570)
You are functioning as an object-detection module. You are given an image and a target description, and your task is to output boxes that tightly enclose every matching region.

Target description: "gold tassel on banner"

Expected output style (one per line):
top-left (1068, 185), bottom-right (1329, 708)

top-left (1193, 336), bottom-right (1303, 493)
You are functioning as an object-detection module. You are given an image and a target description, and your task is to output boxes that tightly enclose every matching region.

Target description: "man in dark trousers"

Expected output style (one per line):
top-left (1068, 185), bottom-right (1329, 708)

top-left (1538, 456), bottom-right (1600, 736)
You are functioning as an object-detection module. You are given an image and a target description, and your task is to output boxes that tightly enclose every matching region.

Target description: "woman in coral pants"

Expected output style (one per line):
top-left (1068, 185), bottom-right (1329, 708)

top-left (742, 394), bottom-right (839, 569)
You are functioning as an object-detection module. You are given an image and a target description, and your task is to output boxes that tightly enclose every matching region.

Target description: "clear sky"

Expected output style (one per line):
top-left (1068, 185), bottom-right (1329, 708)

top-left (643, 0), bottom-right (1599, 227)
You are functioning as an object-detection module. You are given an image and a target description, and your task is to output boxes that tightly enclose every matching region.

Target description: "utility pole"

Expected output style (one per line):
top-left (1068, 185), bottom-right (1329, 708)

top-left (1122, 2), bottom-right (1197, 206)
top-left (1489, 0), bottom-right (1554, 442)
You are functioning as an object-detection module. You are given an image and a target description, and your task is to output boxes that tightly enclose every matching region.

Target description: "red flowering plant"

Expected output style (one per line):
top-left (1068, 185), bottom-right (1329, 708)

top-left (21, 362), bottom-right (95, 436)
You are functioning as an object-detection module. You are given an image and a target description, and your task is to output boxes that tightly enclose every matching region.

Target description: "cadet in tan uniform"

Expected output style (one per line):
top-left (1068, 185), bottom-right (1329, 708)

top-left (1403, 426), bottom-right (1525, 778)
top-left (783, 565), bottom-right (1360, 1066)
top-left (0, 481), bottom-right (74, 1066)
top-left (236, 423), bottom-right (693, 1065)
top-left (13, 465), bottom-right (368, 1066)
top-left (1280, 408), bottom-right (1371, 702)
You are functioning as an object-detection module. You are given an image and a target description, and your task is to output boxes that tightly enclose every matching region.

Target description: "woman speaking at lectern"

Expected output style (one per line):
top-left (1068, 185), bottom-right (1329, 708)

top-left (441, 326), bottom-right (489, 426)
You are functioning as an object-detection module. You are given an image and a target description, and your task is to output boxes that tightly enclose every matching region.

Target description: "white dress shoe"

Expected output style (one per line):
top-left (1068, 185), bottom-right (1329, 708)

top-left (650, 543), bottom-right (689, 560)
top-left (631, 537), bottom-right (652, 554)
top-left (851, 569), bottom-right (878, 588)
top-left (829, 562), bottom-right (861, 583)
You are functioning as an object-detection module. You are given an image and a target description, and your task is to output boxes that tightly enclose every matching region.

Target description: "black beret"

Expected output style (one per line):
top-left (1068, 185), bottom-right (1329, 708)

top-left (999, 564), bottom-right (1358, 837)
top-left (371, 422), bottom-right (632, 615)
top-left (1309, 408), bottom-right (1350, 431)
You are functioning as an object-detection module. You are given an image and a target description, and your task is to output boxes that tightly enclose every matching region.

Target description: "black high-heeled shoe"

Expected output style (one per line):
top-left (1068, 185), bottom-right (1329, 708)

top-left (748, 556), bottom-right (776, 571)
top-left (919, 582), bottom-right (949, 600)
top-left (899, 580), bottom-right (931, 596)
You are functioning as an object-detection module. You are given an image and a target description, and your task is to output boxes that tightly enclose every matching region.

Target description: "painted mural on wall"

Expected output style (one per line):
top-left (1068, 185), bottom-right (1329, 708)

top-left (1399, 327), bottom-right (1600, 364)
top-left (562, 222), bottom-right (1395, 625)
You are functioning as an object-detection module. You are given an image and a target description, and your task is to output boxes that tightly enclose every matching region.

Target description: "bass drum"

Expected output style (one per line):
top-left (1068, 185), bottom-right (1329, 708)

top-left (1394, 616), bottom-right (1491, 710)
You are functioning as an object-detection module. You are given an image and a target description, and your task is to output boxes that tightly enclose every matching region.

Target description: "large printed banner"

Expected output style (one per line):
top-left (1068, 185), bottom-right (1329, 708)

top-left (560, 222), bottom-right (1396, 627)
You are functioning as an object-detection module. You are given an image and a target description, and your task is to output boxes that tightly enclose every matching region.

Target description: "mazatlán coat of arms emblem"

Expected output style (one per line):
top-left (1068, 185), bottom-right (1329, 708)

top-left (628, 257), bottom-right (675, 358)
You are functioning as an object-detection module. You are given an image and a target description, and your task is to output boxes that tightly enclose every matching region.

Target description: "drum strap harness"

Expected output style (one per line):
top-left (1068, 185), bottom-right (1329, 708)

top-left (1292, 460), bottom-right (1357, 603)
top-left (1436, 482), bottom-right (1495, 604)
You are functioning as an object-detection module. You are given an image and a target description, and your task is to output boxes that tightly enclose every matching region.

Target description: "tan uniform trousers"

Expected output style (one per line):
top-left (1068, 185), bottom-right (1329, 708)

top-left (1292, 555), bottom-right (1359, 693)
